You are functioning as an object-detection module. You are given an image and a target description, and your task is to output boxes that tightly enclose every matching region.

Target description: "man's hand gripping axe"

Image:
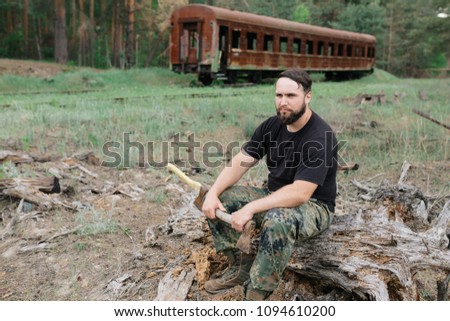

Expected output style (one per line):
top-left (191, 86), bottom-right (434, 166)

top-left (166, 163), bottom-right (255, 254)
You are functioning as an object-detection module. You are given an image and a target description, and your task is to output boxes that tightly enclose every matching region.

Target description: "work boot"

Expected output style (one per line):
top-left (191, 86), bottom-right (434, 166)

top-left (204, 251), bottom-right (254, 294)
top-left (244, 282), bottom-right (271, 301)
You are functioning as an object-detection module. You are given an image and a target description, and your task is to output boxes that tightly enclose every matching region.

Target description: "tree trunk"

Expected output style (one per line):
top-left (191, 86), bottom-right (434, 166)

top-left (125, 0), bottom-right (135, 69)
top-left (6, 7), bottom-right (14, 33)
top-left (70, 0), bottom-right (77, 61)
top-left (35, 18), bottom-right (43, 60)
top-left (90, 0), bottom-right (95, 67)
top-left (78, 0), bottom-right (86, 66)
top-left (145, 30), bottom-right (166, 67)
top-left (23, 0), bottom-right (29, 58)
top-left (55, 0), bottom-right (68, 64)
top-left (112, 1), bottom-right (118, 67)
top-left (387, 6), bottom-right (393, 73)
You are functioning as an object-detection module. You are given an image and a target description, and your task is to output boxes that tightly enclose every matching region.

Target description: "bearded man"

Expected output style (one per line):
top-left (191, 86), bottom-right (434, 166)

top-left (202, 69), bottom-right (337, 300)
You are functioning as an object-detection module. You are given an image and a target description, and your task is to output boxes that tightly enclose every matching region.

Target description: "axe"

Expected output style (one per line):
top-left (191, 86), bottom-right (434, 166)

top-left (166, 163), bottom-right (255, 254)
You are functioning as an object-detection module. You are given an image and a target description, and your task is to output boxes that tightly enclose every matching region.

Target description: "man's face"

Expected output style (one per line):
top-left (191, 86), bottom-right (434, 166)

top-left (275, 77), bottom-right (311, 125)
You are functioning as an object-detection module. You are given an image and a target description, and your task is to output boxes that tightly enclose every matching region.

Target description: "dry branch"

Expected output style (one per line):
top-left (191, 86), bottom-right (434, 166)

top-left (1, 209), bottom-right (42, 240)
top-left (413, 109), bottom-right (450, 131)
top-left (40, 224), bottom-right (83, 243)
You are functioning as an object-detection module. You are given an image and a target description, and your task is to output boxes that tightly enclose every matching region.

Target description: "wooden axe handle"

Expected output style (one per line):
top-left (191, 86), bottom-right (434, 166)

top-left (166, 163), bottom-right (201, 192)
top-left (166, 163), bottom-right (232, 224)
top-left (166, 163), bottom-right (255, 254)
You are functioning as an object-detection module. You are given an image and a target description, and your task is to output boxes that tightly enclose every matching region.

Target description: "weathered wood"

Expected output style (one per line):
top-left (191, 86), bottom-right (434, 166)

top-left (0, 175), bottom-right (75, 211)
top-left (154, 268), bottom-right (196, 301)
top-left (413, 109), bottom-right (450, 131)
top-left (437, 274), bottom-right (450, 301)
top-left (354, 93), bottom-right (386, 106)
top-left (0, 176), bottom-right (60, 193)
top-left (338, 163), bottom-right (359, 171)
top-left (288, 200), bottom-right (450, 300)
top-left (39, 224), bottom-right (83, 243)
top-left (0, 150), bottom-right (33, 164)
top-left (0, 199), bottom-right (42, 240)
top-left (0, 150), bottom-right (52, 164)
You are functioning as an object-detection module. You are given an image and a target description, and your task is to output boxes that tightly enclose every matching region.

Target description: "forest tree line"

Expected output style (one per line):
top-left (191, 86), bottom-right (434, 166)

top-left (0, 0), bottom-right (448, 77)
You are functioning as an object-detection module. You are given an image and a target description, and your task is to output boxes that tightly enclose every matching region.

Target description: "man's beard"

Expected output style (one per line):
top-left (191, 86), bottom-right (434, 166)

top-left (276, 102), bottom-right (307, 125)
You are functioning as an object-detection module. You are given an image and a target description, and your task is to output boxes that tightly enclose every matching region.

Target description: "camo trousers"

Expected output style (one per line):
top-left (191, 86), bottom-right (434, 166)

top-left (206, 185), bottom-right (334, 292)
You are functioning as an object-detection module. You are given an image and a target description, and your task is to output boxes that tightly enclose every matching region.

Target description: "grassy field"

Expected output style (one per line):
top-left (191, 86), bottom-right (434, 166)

top-left (0, 64), bottom-right (449, 301)
top-left (1, 67), bottom-right (449, 192)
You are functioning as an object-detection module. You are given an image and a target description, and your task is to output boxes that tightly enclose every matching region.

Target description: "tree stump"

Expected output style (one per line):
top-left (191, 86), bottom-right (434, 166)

top-left (288, 195), bottom-right (450, 300)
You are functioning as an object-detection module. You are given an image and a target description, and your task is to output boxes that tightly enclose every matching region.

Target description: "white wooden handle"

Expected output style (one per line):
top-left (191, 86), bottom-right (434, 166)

top-left (166, 163), bottom-right (201, 193)
top-left (166, 163), bottom-right (232, 224)
top-left (215, 209), bottom-right (232, 224)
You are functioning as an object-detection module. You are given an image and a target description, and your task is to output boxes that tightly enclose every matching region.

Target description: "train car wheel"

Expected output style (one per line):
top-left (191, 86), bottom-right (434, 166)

top-left (199, 74), bottom-right (213, 86)
top-left (225, 71), bottom-right (237, 84)
top-left (248, 71), bottom-right (262, 84)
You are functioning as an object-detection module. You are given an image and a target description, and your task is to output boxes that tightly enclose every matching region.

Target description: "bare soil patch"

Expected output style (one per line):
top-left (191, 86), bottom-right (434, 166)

top-left (0, 59), bottom-right (75, 78)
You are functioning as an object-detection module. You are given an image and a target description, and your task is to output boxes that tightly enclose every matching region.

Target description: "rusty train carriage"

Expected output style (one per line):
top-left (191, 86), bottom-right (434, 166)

top-left (170, 4), bottom-right (376, 85)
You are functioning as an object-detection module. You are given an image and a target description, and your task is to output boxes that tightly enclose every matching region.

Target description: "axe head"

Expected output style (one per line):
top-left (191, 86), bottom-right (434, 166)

top-left (193, 185), bottom-right (209, 211)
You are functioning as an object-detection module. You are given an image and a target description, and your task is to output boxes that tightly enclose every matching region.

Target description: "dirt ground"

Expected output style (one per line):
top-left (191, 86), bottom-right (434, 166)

top-left (0, 59), bottom-right (76, 78)
top-left (0, 60), bottom-right (448, 301)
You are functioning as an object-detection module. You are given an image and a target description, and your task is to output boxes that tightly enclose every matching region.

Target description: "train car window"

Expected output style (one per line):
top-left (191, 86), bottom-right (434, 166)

top-left (355, 47), bottom-right (360, 57)
top-left (328, 43), bottom-right (335, 56)
top-left (361, 47), bottom-right (366, 57)
top-left (347, 44), bottom-right (353, 57)
top-left (306, 40), bottom-right (314, 55)
top-left (338, 44), bottom-right (344, 57)
top-left (264, 35), bottom-right (273, 52)
top-left (247, 32), bottom-right (257, 50)
top-left (280, 37), bottom-right (288, 53)
top-left (232, 30), bottom-right (240, 49)
top-left (318, 41), bottom-right (324, 56)
top-left (293, 39), bottom-right (301, 54)
top-left (219, 26), bottom-right (227, 51)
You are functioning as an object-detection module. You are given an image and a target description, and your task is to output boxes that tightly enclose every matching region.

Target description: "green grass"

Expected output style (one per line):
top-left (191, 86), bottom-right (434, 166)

top-left (1, 66), bottom-right (449, 191)
top-left (76, 206), bottom-right (119, 236)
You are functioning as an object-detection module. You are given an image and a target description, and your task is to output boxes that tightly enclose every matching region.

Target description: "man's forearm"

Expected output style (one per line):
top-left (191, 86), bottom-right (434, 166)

top-left (245, 180), bottom-right (318, 214)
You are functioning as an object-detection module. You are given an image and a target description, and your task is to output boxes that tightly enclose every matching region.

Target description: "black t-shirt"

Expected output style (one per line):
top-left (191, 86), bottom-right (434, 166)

top-left (243, 111), bottom-right (337, 212)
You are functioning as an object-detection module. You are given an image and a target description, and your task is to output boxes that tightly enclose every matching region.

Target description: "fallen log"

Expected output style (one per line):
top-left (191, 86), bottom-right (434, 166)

top-left (0, 176), bottom-right (75, 210)
top-left (288, 200), bottom-right (450, 301)
top-left (0, 176), bottom-right (60, 194)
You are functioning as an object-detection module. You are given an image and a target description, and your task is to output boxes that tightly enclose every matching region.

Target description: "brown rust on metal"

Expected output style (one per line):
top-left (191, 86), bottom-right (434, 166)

top-left (170, 4), bottom-right (376, 84)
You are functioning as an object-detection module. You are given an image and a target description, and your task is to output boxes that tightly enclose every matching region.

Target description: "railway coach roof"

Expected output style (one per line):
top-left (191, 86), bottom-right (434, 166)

top-left (173, 4), bottom-right (376, 43)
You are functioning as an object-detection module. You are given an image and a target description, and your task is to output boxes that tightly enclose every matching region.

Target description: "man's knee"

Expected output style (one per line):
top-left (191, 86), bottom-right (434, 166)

top-left (295, 201), bottom-right (333, 241)
top-left (261, 208), bottom-right (297, 239)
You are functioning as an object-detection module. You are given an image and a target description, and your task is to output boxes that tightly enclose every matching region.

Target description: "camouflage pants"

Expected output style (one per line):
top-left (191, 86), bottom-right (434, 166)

top-left (207, 185), bottom-right (334, 292)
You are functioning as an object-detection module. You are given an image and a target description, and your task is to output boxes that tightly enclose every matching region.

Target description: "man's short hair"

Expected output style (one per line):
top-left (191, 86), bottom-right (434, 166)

top-left (278, 69), bottom-right (312, 93)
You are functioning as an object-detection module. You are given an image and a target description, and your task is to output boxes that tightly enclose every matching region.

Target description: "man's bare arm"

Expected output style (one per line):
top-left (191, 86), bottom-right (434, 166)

top-left (202, 151), bottom-right (258, 219)
top-left (230, 180), bottom-right (318, 231)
